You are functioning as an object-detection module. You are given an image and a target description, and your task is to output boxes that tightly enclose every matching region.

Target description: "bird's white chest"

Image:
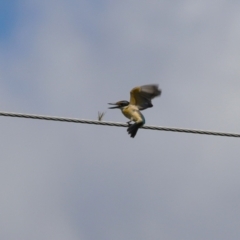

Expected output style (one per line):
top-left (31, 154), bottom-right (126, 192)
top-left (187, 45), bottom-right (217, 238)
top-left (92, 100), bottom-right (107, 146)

top-left (121, 105), bottom-right (144, 123)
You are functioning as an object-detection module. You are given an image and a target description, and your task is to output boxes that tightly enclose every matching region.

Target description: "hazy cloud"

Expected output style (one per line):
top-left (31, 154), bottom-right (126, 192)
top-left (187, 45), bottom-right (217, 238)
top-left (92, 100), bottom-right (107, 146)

top-left (1, 1), bottom-right (240, 239)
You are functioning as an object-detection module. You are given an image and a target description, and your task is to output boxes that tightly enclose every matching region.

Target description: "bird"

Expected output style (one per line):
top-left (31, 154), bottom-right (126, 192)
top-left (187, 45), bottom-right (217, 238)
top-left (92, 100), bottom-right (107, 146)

top-left (108, 84), bottom-right (161, 138)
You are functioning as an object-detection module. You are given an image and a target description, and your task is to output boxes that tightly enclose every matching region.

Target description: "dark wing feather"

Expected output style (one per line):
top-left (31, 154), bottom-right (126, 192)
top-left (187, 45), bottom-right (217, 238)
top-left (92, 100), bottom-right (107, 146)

top-left (130, 84), bottom-right (161, 110)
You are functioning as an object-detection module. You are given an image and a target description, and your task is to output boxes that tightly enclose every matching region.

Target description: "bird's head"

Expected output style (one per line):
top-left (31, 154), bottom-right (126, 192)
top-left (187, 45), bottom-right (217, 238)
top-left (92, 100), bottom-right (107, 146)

top-left (108, 101), bottom-right (129, 109)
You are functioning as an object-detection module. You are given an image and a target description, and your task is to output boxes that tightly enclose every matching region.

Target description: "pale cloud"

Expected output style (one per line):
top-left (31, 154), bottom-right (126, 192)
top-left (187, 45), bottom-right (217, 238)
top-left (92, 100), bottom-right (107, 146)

top-left (1, 1), bottom-right (240, 240)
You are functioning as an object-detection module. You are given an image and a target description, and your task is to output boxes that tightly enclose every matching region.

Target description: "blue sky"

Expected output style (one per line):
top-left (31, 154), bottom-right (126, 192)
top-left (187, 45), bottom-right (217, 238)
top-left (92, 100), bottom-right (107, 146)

top-left (1, 1), bottom-right (240, 240)
top-left (0, 1), bottom-right (18, 40)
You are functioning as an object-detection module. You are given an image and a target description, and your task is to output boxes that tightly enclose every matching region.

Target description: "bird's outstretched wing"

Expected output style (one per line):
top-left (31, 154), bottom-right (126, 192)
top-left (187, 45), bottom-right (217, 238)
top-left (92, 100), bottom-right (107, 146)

top-left (130, 84), bottom-right (161, 110)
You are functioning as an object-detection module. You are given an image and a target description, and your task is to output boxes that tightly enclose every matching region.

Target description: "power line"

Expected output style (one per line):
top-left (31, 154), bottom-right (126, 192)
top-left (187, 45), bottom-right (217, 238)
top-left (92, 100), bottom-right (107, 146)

top-left (0, 111), bottom-right (239, 138)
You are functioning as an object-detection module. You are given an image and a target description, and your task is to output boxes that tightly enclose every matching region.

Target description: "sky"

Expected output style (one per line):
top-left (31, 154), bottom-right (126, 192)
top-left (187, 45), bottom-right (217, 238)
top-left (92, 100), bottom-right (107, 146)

top-left (1, 0), bottom-right (240, 239)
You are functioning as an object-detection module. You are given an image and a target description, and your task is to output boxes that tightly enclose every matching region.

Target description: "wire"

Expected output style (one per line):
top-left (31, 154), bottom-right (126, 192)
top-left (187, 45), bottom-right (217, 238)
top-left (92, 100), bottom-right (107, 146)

top-left (0, 111), bottom-right (239, 138)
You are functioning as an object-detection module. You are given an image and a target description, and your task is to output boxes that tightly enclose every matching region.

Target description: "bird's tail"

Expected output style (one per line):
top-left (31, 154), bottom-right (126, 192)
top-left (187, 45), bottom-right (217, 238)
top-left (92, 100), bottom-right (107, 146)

top-left (127, 122), bottom-right (143, 138)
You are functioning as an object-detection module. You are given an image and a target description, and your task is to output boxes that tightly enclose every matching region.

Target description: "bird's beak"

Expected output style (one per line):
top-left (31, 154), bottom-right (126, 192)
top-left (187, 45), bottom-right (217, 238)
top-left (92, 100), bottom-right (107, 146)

top-left (108, 103), bottom-right (120, 109)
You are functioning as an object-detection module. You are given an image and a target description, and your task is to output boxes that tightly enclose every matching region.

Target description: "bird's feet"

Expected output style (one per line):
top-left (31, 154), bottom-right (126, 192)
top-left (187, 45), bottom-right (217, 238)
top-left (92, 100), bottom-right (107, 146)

top-left (126, 120), bottom-right (132, 126)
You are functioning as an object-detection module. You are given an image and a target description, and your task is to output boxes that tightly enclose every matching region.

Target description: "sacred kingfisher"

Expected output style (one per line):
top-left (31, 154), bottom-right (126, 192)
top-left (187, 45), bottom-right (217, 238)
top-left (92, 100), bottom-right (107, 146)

top-left (109, 84), bottom-right (161, 138)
